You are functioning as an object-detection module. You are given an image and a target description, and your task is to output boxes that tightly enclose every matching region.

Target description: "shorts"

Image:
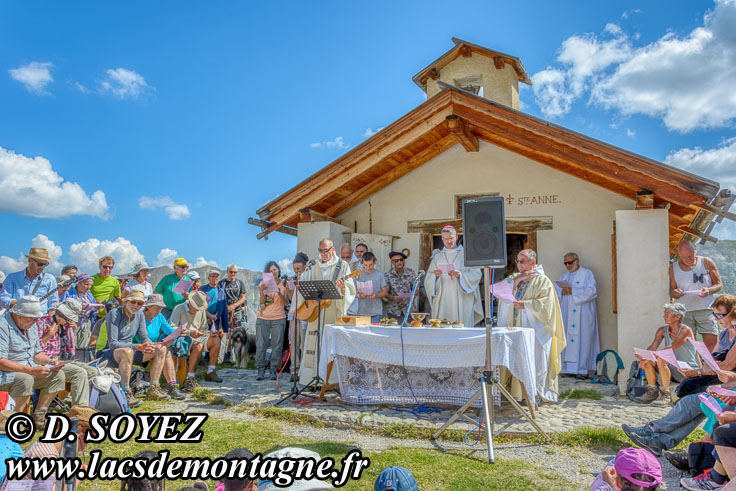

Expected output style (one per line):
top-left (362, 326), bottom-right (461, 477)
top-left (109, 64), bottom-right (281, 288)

top-left (684, 309), bottom-right (719, 336)
top-left (99, 348), bottom-right (148, 368)
top-left (713, 421), bottom-right (736, 448)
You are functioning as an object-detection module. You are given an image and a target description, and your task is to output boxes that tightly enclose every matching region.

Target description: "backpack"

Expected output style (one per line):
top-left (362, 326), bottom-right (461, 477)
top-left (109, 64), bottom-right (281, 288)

top-left (625, 360), bottom-right (658, 403)
top-left (89, 380), bottom-right (130, 415)
top-left (591, 350), bottom-right (624, 385)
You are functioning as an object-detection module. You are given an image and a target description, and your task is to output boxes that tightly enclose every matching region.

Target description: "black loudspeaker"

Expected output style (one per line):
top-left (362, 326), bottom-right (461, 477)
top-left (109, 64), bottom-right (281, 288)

top-left (462, 196), bottom-right (507, 267)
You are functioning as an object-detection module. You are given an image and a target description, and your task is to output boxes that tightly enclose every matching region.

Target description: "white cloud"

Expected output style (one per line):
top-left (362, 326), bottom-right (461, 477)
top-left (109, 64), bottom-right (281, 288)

top-left (621, 8), bottom-right (641, 19)
top-left (363, 127), bottom-right (384, 138)
top-left (9, 62), bottom-right (54, 94)
top-left (532, 0), bottom-right (736, 132)
top-left (0, 145), bottom-right (109, 219)
top-left (309, 136), bottom-right (349, 149)
top-left (154, 248), bottom-right (178, 267)
top-left (626, 128), bottom-right (636, 137)
top-left (0, 255), bottom-right (25, 275)
top-left (99, 68), bottom-right (149, 99)
top-left (0, 234), bottom-right (64, 275)
top-left (68, 237), bottom-right (145, 275)
top-left (74, 82), bottom-right (91, 94)
top-left (278, 258), bottom-right (294, 275)
top-left (192, 256), bottom-right (220, 269)
top-left (665, 137), bottom-right (736, 190)
top-left (138, 196), bottom-right (191, 220)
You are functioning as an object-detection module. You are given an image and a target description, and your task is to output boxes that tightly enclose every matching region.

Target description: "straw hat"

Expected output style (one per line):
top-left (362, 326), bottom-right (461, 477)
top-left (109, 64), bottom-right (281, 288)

top-left (25, 247), bottom-right (51, 262)
top-left (124, 290), bottom-right (145, 304)
top-left (56, 297), bottom-right (82, 323)
top-left (10, 296), bottom-right (43, 318)
top-left (188, 290), bottom-right (208, 311)
top-left (68, 406), bottom-right (99, 429)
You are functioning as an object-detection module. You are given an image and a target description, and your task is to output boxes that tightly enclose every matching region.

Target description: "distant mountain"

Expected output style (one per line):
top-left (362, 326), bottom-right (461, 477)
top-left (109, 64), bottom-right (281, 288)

top-left (699, 240), bottom-right (736, 295)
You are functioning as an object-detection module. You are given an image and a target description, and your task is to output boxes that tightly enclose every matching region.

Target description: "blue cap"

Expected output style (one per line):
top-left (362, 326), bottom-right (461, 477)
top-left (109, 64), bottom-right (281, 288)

top-left (374, 466), bottom-right (417, 491)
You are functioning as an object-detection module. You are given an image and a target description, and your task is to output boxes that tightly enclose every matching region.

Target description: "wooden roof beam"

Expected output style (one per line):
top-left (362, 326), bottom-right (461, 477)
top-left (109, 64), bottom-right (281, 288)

top-left (248, 217), bottom-right (298, 239)
top-left (299, 208), bottom-right (341, 224)
top-left (493, 56), bottom-right (505, 69)
top-left (446, 115), bottom-right (479, 152)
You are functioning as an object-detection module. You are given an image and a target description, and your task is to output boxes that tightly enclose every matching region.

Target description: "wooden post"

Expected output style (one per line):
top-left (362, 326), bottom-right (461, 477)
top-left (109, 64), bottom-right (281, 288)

top-left (612, 221), bottom-right (617, 314)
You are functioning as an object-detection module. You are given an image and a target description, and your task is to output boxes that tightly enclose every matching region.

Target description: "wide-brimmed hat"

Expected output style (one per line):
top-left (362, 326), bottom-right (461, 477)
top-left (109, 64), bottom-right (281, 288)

top-left (25, 247), bottom-right (51, 262)
top-left (56, 297), bottom-right (82, 323)
top-left (188, 290), bottom-right (208, 311)
top-left (131, 262), bottom-right (151, 275)
top-left (10, 296), bottom-right (43, 318)
top-left (145, 293), bottom-right (166, 308)
top-left (56, 275), bottom-right (71, 286)
top-left (124, 290), bottom-right (145, 304)
top-left (68, 405), bottom-right (99, 429)
top-left (188, 271), bottom-right (201, 280)
top-left (0, 410), bottom-right (17, 435)
top-left (258, 448), bottom-right (334, 490)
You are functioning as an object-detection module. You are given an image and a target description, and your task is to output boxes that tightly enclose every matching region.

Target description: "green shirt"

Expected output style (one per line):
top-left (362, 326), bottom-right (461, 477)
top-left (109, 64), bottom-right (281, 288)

top-left (90, 274), bottom-right (121, 302)
top-left (155, 273), bottom-right (191, 310)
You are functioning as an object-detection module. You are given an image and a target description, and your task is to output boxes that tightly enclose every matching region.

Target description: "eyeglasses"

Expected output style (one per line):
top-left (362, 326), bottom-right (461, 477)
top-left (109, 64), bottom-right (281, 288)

top-left (392, 258), bottom-right (404, 263)
top-left (227, 271), bottom-right (237, 274)
top-left (101, 265), bottom-right (113, 270)
top-left (175, 264), bottom-right (189, 269)
top-left (318, 247), bottom-right (333, 253)
top-left (713, 312), bottom-right (726, 319)
top-left (563, 260), bottom-right (577, 265)
top-left (34, 260), bottom-right (49, 267)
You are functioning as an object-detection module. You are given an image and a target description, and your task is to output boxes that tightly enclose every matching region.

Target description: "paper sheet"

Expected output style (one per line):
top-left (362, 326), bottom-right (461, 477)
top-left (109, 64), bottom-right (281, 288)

top-left (633, 348), bottom-right (656, 361)
top-left (683, 290), bottom-right (704, 296)
top-left (262, 273), bottom-right (278, 294)
top-left (437, 263), bottom-right (455, 274)
top-left (5, 478), bottom-right (55, 491)
top-left (555, 280), bottom-right (572, 289)
top-left (710, 386), bottom-right (736, 399)
top-left (653, 348), bottom-right (679, 367)
top-left (398, 292), bottom-right (411, 300)
top-left (690, 338), bottom-right (721, 372)
top-left (43, 361), bottom-right (69, 370)
top-left (356, 280), bottom-right (373, 295)
top-left (84, 303), bottom-right (104, 310)
top-left (699, 394), bottom-right (724, 416)
top-left (173, 279), bottom-right (194, 295)
top-left (162, 325), bottom-right (185, 343)
top-left (287, 279), bottom-right (295, 290)
top-left (491, 280), bottom-right (516, 304)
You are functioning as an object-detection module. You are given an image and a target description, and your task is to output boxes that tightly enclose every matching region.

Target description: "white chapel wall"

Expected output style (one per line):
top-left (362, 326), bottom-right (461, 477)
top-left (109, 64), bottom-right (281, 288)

top-left (335, 141), bottom-right (633, 352)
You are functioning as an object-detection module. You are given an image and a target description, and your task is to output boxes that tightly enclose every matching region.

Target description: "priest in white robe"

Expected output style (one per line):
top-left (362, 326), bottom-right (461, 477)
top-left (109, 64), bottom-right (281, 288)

top-left (555, 252), bottom-right (599, 378)
top-left (424, 225), bottom-right (482, 327)
top-left (497, 249), bottom-right (566, 402)
top-left (297, 238), bottom-right (356, 385)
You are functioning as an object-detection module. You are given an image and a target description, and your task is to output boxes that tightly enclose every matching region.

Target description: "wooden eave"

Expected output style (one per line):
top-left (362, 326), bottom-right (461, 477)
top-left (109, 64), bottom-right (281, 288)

top-left (254, 86), bottom-right (720, 252)
top-left (412, 38), bottom-right (532, 90)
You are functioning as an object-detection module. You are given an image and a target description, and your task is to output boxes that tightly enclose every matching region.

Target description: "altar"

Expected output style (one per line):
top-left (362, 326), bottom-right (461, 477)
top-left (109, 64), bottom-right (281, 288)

top-left (319, 325), bottom-right (538, 407)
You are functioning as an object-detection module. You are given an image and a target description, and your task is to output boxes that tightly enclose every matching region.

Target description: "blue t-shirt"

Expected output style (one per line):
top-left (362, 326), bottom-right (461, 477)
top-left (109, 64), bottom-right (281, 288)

top-left (0, 435), bottom-right (24, 481)
top-left (135, 313), bottom-right (174, 343)
top-left (348, 269), bottom-right (387, 316)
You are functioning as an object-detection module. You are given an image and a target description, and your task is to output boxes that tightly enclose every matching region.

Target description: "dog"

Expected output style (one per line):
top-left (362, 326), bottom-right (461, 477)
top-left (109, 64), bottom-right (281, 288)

top-left (230, 327), bottom-right (256, 368)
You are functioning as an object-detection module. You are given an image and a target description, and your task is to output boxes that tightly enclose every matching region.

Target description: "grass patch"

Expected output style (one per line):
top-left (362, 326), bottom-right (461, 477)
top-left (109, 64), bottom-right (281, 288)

top-left (192, 387), bottom-right (233, 407)
top-left (560, 388), bottom-right (602, 400)
top-left (84, 416), bottom-right (573, 490)
top-left (251, 407), bottom-right (325, 427)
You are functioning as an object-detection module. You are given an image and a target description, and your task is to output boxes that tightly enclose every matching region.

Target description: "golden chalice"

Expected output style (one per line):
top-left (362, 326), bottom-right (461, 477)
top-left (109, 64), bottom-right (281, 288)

top-left (410, 313), bottom-right (428, 324)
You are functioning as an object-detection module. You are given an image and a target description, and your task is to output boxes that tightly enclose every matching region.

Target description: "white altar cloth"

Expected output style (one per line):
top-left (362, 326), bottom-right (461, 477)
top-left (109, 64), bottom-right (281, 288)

top-left (319, 325), bottom-right (538, 406)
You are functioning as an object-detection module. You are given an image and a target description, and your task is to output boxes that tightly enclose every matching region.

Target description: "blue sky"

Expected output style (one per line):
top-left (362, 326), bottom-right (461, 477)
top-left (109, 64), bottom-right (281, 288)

top-left (1, 0), bottom-right (735, 276)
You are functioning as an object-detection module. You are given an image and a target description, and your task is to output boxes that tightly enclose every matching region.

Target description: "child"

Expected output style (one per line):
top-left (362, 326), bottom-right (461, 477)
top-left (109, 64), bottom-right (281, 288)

top-left (591, 447), bottom-right (662, 491)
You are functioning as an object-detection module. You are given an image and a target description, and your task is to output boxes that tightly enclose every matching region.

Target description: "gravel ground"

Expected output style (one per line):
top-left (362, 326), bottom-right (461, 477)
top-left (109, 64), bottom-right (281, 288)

top-left (168, 399), bottom-right (685, 489)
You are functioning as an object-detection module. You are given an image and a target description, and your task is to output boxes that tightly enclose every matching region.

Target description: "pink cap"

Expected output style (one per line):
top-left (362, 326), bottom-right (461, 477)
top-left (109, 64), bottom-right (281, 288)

top-left (441, 224), bottom-right (457, 233)
top-left (614, 447), bottom-right (662, 487)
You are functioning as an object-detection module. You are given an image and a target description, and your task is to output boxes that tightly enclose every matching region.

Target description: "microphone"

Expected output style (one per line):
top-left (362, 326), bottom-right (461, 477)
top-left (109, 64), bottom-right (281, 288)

top-left (306, 259), bottom-right (317, 269)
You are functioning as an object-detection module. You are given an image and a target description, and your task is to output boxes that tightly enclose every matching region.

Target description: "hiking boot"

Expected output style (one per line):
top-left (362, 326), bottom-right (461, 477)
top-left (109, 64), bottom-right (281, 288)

top-left (681, 472), bottom-right (726, 490)
top-left (270, 368), bottom-right (278, 380)
top-left (256, 368), bottom-right (266, 380)
top-left (659, 386), bottom-right (673, 403)
top-left (33, 408), bottom-right (48, 431)
top-left (181, 377), bottom-right (199, 393)
top-left (166, 383), bottom-right (186, 400)
top-left (664, 450), bottom-right (690, 472)
top-left (204, 370), bottom-right (223, 383)
top-left (621, 423), bottom-right (654, 438)
top-left (627, 432), bottom-right (663, 457)
top-left (125, 390), bottom-right (143, 409)
top-left (146, 384), bottom-right (170, 401)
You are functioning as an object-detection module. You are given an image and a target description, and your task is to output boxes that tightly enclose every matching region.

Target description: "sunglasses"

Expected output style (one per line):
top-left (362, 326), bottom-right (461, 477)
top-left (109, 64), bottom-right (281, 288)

top-left (714, 312), bottom-right (726, 319)
top-left (318, 247), bottom-right (333, 253)
top-left (101, 265), bottom-right (114, 270)
top-left (392, 258), bottom-right (404, 263)
top-left (34, 260), bottom-right (49, 267)
top-left (563, 260), bottom-right (577, 265)
top-left (128, 300), bottom-right (145, 306)
top-left (175, 264), bottom-right (189, 269)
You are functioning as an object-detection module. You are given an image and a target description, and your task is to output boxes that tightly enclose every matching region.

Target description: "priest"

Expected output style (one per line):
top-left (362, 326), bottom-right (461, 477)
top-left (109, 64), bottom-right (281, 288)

top-left (555, 252), bottom-right (599, 379)
top-left (424, 225), bottom-right (482, 327)
top-left (296, 238), bottom-right (356, 385)
top-left (497, 249), bottom-right (566, 402)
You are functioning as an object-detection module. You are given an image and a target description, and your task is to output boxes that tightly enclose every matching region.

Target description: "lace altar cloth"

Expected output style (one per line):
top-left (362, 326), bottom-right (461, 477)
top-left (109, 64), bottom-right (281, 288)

top-left (320, 325), bottom-right (537, 407)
